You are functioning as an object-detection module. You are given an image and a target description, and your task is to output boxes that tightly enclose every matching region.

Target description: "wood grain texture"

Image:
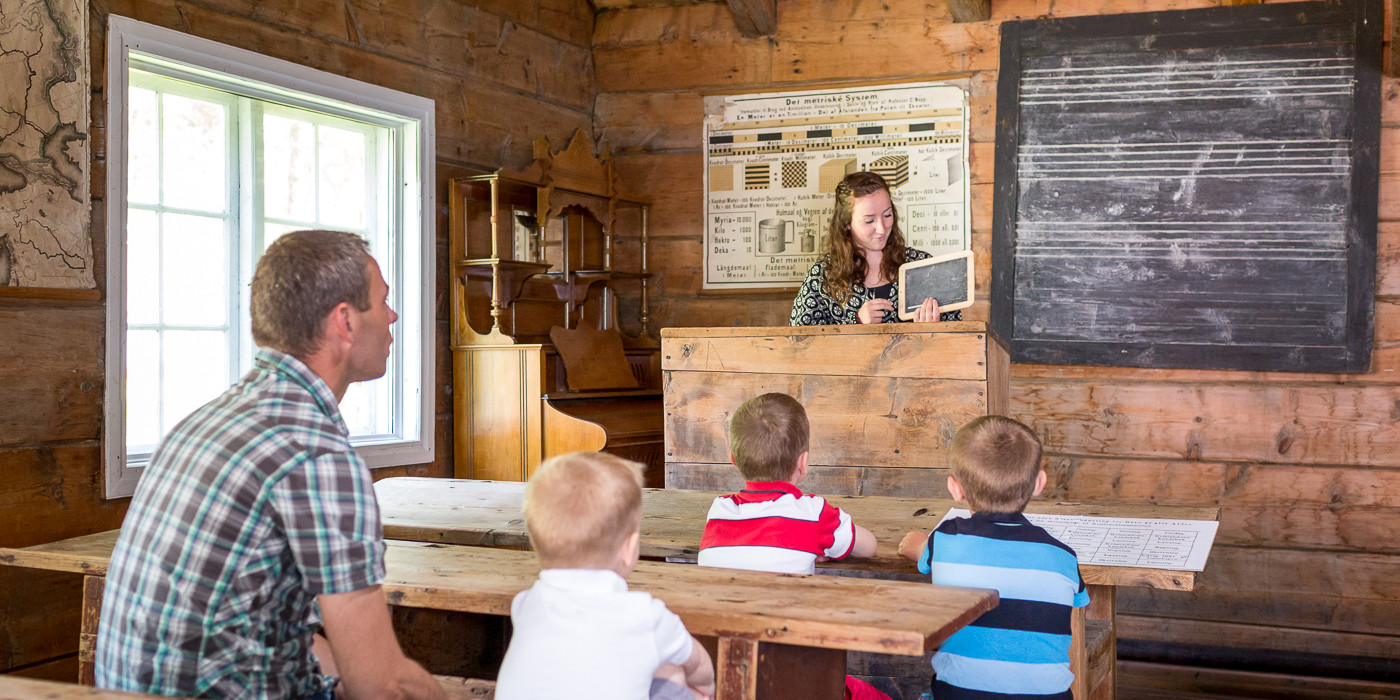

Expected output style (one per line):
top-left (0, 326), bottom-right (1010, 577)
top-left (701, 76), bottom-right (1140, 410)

top-left (727, 0), bottom-right (776, 38)
top-left (0, 308), bottom-right (104, 445)
top-left (1117, 614), bottom-right (1400, 660)
top-left (1, 530), bottom-right (998, 658)
top-left (0, 568), bottom-right (82, 674)
top-left (665, 372), bottom-right (987, 467)
top-left (0, 446), bottom-right (128, 548)
top-left (946, 0), bottom-right (990, 22)
top-left (664, 325), bottom-right (1007, 470)
top-left (661, 325), bottom-right (995, 380)
top-left (1118, 659), bottom-right (1400, 700)
top-left (1014, 379), bottom-right (1400, 468)
top-left (0, 675), bottom-right (181, 698)
top-left (373, 477), bottom-right (1215, 590)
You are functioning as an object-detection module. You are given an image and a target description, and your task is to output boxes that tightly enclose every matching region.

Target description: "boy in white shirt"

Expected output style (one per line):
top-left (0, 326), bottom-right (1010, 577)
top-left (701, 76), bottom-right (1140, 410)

top-left (496, 452), bottom-right (716, 700)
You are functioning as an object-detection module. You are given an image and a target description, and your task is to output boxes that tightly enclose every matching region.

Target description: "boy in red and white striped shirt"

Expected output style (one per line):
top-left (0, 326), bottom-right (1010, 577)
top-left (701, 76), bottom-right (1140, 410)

top-left (697, 392), bottom-right (878, 575)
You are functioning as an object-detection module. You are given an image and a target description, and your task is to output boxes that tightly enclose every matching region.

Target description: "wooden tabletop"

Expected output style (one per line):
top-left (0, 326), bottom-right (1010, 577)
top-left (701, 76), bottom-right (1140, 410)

top-left (375, 477), bottom-right (1221, 591)
top-left (0, 674), bottom-right (179, 699)
top-left (0, 530), bottom-right (996, 657)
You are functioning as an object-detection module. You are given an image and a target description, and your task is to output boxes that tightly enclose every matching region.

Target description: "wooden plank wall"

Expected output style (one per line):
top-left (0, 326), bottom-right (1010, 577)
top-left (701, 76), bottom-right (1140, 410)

top-left (0, 0), bottom-right (597, 677)
top-left (593, 0), bottom-right (1400, 683)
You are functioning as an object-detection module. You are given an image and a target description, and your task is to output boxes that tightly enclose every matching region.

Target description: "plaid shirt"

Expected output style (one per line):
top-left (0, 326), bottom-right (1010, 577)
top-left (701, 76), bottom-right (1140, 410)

top-left (97, 349), bottom-right (385, 699)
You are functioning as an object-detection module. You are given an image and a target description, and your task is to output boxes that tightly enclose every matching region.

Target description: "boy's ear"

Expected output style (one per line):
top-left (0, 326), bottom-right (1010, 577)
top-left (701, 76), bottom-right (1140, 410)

top-left (946, 475), bottom-right (966, 504)
top-left (1032, 469), bottom-right (1047, 498)
top-left (794, 450), bottom-right (810, 480)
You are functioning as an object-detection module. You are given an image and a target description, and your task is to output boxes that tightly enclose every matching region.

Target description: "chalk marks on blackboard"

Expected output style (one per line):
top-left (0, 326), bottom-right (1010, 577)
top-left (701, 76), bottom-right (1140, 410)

top-left (1019, 57), bottom-right (1354, 106)
top-left (992, 1), bottom-right (1380, 372)
top-left (1018, 140), bottom-right (1350, 181)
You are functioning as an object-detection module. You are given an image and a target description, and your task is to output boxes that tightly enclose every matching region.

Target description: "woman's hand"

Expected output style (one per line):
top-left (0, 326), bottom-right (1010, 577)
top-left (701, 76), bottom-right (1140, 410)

top-left (858, 298), bottom-right (894, 324)
top-left (912, 297), bottom-right (941, 323)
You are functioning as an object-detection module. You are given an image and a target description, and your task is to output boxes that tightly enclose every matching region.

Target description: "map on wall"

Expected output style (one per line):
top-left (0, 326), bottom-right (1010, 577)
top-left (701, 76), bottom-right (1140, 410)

top-left (702, 81), bottom-right (969, 290)
top-left (0, 0), bottom-right (93, 289)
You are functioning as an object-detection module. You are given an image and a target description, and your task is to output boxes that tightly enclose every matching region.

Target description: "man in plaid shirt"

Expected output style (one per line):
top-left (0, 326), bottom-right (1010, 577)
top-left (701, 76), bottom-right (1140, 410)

top-left (96, 230), bottom-right (446, 700)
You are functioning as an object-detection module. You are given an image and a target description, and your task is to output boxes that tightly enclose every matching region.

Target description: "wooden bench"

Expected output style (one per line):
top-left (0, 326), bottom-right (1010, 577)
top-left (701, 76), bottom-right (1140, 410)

top-left (375, 477), bottom-right (1220, 699)
top-left (0, 530), bottom-right (997, 700)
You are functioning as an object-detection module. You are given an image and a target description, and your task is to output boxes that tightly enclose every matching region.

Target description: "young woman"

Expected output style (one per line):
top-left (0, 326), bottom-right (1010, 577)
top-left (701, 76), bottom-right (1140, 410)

top-left (789, 171), bottom-right (963, 326)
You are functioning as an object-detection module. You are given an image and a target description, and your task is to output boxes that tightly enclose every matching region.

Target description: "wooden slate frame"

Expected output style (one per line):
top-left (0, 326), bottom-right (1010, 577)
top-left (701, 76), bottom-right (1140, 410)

top-left (991, 1), bottom-right (1381, 372)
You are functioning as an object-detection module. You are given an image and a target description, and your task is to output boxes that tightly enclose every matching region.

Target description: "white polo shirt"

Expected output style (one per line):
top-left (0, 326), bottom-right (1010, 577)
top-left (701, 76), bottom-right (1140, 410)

top-left (495, 568), bottom-right (694, 700)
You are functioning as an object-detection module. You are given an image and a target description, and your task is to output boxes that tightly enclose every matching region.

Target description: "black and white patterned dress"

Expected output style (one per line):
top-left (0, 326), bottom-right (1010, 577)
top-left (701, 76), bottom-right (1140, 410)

top-left (789, 247), bottom-right (964, 326)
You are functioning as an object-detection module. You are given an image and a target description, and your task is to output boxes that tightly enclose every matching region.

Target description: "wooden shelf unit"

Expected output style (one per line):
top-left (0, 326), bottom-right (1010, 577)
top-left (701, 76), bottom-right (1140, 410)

top-left (449, 129), bottom-right (663, 485)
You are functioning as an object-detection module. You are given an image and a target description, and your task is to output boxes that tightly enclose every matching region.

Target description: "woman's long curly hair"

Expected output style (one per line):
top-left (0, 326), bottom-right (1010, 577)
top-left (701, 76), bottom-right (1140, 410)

top-left (820, 171), bottom-right (909, 306)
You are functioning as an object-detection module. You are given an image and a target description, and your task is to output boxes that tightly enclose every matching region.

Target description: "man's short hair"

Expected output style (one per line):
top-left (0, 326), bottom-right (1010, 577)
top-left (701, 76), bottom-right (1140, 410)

top-left (523, 452), bottom-right (644, 569)
top-left (251, 230), bottom-right (372, 358)
top-left (728, 393), bottom-right (810, 482)
top-left (948, 415), bottom-right (1044, 513)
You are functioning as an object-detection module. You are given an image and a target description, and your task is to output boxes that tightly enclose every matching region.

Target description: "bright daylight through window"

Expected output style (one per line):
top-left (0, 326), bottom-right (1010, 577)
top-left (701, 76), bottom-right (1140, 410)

top-left (104, 17), bottom-right (434, 497)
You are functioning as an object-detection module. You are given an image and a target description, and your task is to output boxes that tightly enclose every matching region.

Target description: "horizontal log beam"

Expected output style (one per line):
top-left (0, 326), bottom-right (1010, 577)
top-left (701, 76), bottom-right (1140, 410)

top-left (728, 0), bottom-right (776, 38)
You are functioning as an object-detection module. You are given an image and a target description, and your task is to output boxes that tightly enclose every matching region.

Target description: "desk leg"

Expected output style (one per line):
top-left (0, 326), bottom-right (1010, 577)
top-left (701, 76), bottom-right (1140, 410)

top-left (1086, 585), bottom-right (1116, 700)
top-left (78, 574), bottom-right (105, 685)
top-left (716, 638), bottom-right (846, 700)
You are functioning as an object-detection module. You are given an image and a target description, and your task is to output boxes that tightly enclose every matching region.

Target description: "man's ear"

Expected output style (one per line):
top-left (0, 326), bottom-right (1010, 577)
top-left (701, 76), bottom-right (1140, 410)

top-left (946, 475), bottom-right (966, 504)
top-left (1032, 469), bottom-right (1048, 498)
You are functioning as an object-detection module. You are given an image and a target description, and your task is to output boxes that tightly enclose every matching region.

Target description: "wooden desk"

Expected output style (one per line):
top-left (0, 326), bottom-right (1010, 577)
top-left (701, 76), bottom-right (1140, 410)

top-left (375, 477), bottom-right (1221, 699)
top-left (0, 530), bottom-right (996, 700)
top-left (0, 674), bottom-right (183, 699)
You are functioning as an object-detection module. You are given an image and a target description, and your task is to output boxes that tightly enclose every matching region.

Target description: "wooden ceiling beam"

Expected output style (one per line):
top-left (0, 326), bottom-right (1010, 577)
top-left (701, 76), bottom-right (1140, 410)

top-left (727, 0), bottom-right (777, 38)
top-left (946, 0), bottom-right (990, 23)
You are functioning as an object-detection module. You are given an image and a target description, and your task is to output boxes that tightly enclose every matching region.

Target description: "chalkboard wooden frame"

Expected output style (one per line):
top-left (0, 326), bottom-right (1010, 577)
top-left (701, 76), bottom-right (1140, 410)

top-left (898, 250), bottom-right (975, 320)
top-left (991, 1), bottom-right (1381, 373)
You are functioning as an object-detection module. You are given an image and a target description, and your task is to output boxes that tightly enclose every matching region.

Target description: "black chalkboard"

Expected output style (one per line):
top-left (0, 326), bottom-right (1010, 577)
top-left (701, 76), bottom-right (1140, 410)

top-left (991, 1), bottom-right (1379, 373)
top-left (899, 251), bottom-right (974, 320)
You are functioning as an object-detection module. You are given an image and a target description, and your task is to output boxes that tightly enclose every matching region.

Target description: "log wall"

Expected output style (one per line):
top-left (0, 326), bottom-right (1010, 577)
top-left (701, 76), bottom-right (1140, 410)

top-left (593, 0), bottom-right (1400, 680)
top-left (0, 0), bottom-right (597, 676)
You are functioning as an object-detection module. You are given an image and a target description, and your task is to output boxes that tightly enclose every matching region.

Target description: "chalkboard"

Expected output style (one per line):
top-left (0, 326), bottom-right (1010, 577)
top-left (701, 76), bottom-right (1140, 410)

top-left (991, 1), bottom-right (1380, 373)
top-left (899, 251), bottom-right (974, 320)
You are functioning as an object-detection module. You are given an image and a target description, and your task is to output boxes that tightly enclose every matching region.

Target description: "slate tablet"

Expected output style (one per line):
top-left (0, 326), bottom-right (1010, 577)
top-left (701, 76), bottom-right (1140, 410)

top-left (898, 250), bottom-right (974, 320)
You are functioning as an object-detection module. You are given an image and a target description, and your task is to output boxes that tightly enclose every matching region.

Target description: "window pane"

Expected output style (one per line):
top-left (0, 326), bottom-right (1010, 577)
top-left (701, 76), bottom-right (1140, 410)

top-left (318, 126), bottom-right (367, 229)
top-left (162, 213), bottom-right (229, 326)
top-left (127, 209), bottom-right (160, 326)
top-left (161, 330), bottom-right (230, 436)
top-left (340, 376), bottom-right (391, 437)
top-left (128, 87), bottom-right (160, 205)
top-left (264, 114), bottom-right (317, 222)
top-left (162, 93), bottom-right (227, 212)
top-left (263, 221), bottom-right (302, 250)
top-left (126, 329), bottom-right (162, 452)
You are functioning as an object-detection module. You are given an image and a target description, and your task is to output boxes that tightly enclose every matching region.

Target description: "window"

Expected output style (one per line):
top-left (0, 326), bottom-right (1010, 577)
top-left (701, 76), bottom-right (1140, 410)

top-left (104, 16), bottom-right (435, 497)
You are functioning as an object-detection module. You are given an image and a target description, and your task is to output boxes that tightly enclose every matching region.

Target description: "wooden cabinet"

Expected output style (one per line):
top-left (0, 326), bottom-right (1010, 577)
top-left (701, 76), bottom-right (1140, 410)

top-left (450, 130), bottom-right (663, 485)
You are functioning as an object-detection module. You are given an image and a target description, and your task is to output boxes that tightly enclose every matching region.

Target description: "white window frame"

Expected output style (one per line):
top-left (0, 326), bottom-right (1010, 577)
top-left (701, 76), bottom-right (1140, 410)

top-left (104, 16), bottom-right (435, 498)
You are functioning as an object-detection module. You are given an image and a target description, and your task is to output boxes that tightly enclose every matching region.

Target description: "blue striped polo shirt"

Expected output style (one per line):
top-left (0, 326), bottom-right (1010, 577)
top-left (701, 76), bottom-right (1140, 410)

top-left (916, 511), bottom-right (1089, 699)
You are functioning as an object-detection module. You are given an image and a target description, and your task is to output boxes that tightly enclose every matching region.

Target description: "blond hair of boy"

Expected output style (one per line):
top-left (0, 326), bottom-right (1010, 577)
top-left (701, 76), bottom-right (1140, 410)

top-left (897, 415), bottom-right (1048, 558)
top-left (506, 452), bottom-right (715, 700)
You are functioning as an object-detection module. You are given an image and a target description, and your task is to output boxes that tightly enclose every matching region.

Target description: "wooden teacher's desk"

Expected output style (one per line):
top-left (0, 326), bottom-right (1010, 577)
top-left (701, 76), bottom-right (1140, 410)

top-left (0, 530), bottom-right (996, 700)
top-left (375, 476), bottom-right (1220, 700)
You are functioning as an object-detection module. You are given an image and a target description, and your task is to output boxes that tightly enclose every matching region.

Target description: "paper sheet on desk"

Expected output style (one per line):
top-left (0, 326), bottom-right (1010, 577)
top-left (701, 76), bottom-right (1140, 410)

top-left (939, 509), bottom-right (1218, 572)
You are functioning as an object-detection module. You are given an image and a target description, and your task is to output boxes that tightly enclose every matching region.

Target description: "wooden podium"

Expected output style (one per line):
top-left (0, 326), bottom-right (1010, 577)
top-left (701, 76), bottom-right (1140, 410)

top-left (662, 322), bottom-right (1009, 496)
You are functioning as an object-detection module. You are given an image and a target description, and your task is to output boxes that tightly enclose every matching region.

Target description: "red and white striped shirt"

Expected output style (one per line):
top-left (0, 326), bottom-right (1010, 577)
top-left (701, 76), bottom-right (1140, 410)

top-left (698, 481), bottom-right (857, 575)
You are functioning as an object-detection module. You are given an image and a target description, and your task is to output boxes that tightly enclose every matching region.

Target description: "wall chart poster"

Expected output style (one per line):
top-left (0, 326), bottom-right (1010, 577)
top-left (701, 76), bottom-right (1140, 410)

top-left (703, 81), bottom-right (969, 290)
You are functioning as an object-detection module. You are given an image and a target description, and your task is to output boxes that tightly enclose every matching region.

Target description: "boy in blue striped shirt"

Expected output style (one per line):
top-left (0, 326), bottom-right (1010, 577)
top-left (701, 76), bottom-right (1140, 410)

top-left (898, 415), bottom-right (1088, 700)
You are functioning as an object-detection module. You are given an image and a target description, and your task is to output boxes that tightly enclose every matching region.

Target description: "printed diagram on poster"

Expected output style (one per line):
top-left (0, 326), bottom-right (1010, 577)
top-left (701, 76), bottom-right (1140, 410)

top-left (703, 81), bottom-right (970, 290)
top-left (941, 509), bottom-right (1219, 571)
